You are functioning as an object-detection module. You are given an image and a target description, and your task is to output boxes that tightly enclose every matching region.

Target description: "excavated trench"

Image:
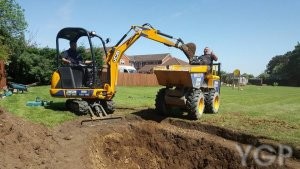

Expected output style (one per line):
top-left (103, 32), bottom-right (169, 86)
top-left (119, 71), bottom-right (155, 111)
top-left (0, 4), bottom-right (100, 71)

top-left (0, 108), bottom-right (298, 169)
top-left (88, 120), bottom-right (285, 169)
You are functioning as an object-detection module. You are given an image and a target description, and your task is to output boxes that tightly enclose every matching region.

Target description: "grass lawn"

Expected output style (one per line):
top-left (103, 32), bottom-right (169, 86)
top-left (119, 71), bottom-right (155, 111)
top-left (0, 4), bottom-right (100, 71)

top-left (202, 85), bottom-right (300, 147)
top-left (0, 86), bottom-right (76, 127)
top-left (0, 85), bottom-right (299, 147)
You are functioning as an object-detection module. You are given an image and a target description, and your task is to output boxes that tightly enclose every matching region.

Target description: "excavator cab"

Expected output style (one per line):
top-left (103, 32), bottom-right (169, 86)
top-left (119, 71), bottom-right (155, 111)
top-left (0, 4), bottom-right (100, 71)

top-left (52, 27), bottom-right (108, 89)
top-left (50, 27), bottom-right (119, 122)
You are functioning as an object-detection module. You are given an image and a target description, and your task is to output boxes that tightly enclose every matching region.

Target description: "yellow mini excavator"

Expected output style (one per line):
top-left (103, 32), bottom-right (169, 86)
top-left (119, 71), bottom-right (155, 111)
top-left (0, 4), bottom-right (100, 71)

top-left (50, 23), bottom-right (201, 122)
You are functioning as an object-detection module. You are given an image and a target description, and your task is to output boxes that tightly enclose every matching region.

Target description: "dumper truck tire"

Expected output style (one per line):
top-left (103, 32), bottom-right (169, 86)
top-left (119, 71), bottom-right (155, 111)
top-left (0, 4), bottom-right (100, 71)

top-left (186, 89), bottom-right (205, 120)
top-left (204, 90), bottom-right (220, 114)
top-left (100, 100), bottom-right (115, 114)
top-left (155, 88), bottom-right (170, 116)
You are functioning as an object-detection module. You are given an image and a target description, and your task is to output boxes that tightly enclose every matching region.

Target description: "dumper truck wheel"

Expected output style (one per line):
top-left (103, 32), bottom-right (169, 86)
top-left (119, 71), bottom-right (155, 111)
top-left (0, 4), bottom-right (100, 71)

top-left (100, 100), bottom-right (115, 114)
top-left (155, 88), bottom-right (170, 116)
top-left (204, 90), bottom-right (220, 114)
top-left (186, 89), bottom-right (205, 120)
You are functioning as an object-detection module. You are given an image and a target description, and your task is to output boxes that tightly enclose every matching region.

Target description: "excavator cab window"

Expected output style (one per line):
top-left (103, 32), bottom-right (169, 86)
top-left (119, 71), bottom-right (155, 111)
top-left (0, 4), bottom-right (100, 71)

top-left (55, 27), bottom-right (109, 88)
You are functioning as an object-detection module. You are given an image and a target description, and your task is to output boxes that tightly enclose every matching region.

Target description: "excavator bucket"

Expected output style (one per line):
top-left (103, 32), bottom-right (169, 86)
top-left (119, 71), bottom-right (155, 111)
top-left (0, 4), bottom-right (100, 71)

top-left (181, 42), bottom-right (196, 59)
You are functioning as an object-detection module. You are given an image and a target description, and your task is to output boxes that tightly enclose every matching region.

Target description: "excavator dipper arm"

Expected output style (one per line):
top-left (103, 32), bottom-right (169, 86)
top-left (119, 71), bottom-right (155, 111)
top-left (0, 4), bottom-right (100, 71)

top-left (104, 23), bottom-right (195, 94)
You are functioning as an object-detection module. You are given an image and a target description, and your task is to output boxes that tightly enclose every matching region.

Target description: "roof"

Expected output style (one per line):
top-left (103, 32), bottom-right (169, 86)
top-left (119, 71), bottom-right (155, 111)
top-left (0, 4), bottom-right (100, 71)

top-left (100, 46), bottom-right (112, 51)
top-left (162, 57), bottom-right (188, 65)
top-left (128, 53), bottom-right (170, 62)
top-left (100, 46), bottom-right (129, 60)
top-left (138, 57), bottom-right (188, 73)
top-left (56, 27), bottom-right (90, 42)
top-left (138, 65), bottom-right (157, 73)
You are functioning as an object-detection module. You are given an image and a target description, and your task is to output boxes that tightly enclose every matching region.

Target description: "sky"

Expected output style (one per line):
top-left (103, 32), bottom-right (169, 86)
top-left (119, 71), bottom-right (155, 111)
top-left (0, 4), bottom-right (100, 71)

top-left (16, 0), bottom-right (300, 76)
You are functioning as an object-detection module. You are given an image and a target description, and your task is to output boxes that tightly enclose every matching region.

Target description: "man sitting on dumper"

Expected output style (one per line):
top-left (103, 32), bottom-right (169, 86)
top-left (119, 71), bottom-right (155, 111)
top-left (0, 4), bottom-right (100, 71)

top-left (189, 47), bottom-right (218, 65)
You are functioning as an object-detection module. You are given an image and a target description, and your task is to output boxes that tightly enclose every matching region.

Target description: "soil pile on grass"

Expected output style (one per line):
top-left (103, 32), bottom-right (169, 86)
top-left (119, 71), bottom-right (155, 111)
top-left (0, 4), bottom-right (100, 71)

top-left (0, 108), bottom-right (299, 169)
top-left (0, 108), bottom-right (56, 169)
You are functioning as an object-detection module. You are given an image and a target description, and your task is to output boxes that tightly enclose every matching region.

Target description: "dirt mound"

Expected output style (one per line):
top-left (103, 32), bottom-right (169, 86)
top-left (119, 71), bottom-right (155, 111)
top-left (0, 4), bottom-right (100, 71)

top-left (1, 109), bottom-right (299, 169)
top-left (89, 121), bottom-right (244, 169)
top-left (0, 109), bottom-right (56, 169)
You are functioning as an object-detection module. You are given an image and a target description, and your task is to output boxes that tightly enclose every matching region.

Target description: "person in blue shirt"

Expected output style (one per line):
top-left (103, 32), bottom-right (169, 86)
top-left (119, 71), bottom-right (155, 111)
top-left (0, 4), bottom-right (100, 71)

top-left (61, 40), bottom-right (94, 86)
top-left (61, 41), bottom-right (83, 65)
top-left (61, 41), bottom-right (92, 65)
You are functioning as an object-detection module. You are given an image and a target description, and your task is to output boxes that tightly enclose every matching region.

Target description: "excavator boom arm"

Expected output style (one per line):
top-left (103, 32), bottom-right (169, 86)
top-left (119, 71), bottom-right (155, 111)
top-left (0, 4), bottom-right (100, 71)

top-left (104, 24), bottom-right (194, 96)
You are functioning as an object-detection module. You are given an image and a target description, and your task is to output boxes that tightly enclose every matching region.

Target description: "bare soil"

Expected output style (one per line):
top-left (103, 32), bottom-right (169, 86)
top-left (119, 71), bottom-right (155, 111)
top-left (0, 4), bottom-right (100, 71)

top-left (1, 108), bottom-right (300, 169)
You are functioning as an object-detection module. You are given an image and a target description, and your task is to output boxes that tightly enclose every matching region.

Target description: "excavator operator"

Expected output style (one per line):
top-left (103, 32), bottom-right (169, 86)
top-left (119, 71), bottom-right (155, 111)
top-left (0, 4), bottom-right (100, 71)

top-left (61, 40), bottom-right (94, 87)
top-left (61, 41), bottom-right (92, 65)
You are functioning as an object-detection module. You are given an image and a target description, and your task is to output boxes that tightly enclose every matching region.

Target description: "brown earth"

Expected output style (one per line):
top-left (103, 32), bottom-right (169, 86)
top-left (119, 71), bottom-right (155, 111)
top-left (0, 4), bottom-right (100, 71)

top-left (0, 108), bottom-right (300, 169)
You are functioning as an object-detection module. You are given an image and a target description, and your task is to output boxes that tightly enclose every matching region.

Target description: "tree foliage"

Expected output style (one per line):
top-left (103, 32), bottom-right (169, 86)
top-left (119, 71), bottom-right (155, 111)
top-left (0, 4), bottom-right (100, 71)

top-left (266, 54), bottom-right (289, 80)
top-left (77, 46), bottom-right (104, 67)
top-left (0, 0), bottom-right (27, 57)
top-left (265, 43), bottom-right (300, 86)
top-left (241, 73), bottom-right (254, 79)
top-left (1, 0), bottom-right (107, 85)
top-left (1, 0), bottom-right (28, 84)
top-left (0, 40), bottom-right (9, 60)
top-left (286, 44), bottom-right (300, 85)
top-left (11, 46), bottom-right (56, 84)
top-left (0, 0), bottom-right (27, 37)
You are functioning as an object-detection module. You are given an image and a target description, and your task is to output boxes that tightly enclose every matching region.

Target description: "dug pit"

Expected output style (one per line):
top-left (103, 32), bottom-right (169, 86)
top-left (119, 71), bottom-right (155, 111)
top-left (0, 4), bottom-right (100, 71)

top-left (88, 121), bottom-right (267, 169)
top-left (1, 108), bottom-right (299, 169)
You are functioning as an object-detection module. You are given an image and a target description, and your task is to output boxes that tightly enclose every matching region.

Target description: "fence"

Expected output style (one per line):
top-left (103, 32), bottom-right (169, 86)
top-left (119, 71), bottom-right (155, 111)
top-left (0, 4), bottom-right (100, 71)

top-left (0, 61), bottom-right (6, 89)
top-left (101, 72), bottom-right (159, 86)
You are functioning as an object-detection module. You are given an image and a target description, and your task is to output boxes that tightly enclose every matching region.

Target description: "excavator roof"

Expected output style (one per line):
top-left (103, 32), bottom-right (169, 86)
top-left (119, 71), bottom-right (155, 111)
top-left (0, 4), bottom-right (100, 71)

top-left (56, 27), bottom-right (90, 42)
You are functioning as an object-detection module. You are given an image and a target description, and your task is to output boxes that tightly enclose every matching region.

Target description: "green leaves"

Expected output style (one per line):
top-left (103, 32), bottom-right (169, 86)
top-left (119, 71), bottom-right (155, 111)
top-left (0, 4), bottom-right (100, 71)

top-left (265, 43), bottom-right (300, 86)
top-left (1, 0), bottom-right (27, 82)
top-left (0, 0), bottom-right (27, 39)
top-left (13, 46), bottom-right (56, 84)
top-left (77, 45), bottom-right (104, 67)
top-left (0, 43), bottom-right (10, 60)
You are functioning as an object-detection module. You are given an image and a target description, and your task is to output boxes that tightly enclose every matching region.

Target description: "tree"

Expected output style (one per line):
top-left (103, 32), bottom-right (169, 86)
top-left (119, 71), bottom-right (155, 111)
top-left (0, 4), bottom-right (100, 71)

top-left (15, 46), bottom-right (56, 84)
top-left (258, 72), bottom-right (269, 80)
top-left (241, 73), bottom-right (254, 79)
top-left (264, 42), bottom-right (300, 86)
top-left (266, 55), bottom-right (288, 75)
top-left (77, 46), bottom-right (104, 67)
top-left (219, 70), bottom-right (229, 83)
top-left (0, 41), bottom-right (9, 60)
top-left (265, 54), bottom-right (289, 84)
top-left (0, 0), bottom-right (27, 56)
top-left (0, 0), bottom-right (27, 41)
top-left (286, 43), bottom-right (300, 85)
top-left (1, 0), bottom-right (28, 82)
